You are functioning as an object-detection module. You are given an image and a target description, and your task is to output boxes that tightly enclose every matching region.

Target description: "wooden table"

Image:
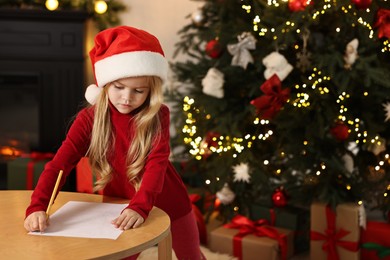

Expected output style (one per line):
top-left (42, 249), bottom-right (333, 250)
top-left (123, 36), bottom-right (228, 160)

top-left (0, 190), bottom-right (172, 260)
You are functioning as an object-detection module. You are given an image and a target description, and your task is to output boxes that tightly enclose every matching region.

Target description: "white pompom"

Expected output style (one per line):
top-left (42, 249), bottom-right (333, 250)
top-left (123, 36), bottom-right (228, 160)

top-left (85, 84), bottom-right (102, 105)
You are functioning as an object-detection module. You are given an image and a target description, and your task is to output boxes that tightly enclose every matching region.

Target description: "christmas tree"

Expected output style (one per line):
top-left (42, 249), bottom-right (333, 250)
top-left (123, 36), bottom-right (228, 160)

top-left (167, 0), bottom-right (390, 220)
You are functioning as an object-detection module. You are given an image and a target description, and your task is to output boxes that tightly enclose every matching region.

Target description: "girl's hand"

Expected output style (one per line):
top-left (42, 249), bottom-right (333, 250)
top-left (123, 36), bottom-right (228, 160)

top-left (111, 208), bottom-right (144, 230)
top-left (24, 211), bottom-right (48, 232)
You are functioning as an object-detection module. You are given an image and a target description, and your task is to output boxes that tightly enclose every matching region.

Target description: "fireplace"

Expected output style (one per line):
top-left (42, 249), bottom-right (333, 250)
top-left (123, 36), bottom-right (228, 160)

top-left (0, 72), bottom-right (40, 155)
top-left (0, 8), bottom-right (88, 190)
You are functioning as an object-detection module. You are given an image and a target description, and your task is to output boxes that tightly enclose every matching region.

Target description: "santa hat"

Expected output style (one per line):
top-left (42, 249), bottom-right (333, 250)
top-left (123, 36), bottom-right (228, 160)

top-left (85, 26), bottom-right (168, 104)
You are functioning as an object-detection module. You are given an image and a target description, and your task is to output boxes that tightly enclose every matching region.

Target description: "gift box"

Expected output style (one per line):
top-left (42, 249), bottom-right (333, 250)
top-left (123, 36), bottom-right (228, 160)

top-left (310, 202), bottom-right (360, 260)
top-left (7, 152), bottom-right (53, 190)
top-left (206, 210), bottom-right (225, 248)
top-left (250, 204), bottom-right (310, 253)
top-left (209, 215), bottom-right (294, 260)
top-left (360, 221), bottom-right (390, 260)
top-left (250, 204), bottom-right (309, 230)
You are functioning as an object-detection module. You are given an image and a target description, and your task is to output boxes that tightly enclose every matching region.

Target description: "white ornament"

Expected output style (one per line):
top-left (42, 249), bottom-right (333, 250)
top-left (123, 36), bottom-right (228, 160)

top-left (347, 142), bottom-right (359, 155)
top-left (262, 52), bottom-right (293, 81)
top-left (383, 102), bottom-right (390, 122)
top-left (202, 67), bottom-right (225, 98)
top-left (216, 183), bottom-right (236, 205)
top-left (342, 153), bottom-right (354, 175)
top-left (232, 162), bottom-right (251, 183)
top-left (344, 38), bottom-right (359, 69)
top-left (227, 32), bottom-right (256, 69)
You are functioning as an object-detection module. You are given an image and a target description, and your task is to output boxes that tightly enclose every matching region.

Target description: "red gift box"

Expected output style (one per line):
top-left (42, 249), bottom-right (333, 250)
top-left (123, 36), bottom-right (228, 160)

top-left (76, 157), bottom-right (102, 194)
top-left (25, 152), bottom-right (54, 189)
top-left (361, 221), bottom-right (390, 260)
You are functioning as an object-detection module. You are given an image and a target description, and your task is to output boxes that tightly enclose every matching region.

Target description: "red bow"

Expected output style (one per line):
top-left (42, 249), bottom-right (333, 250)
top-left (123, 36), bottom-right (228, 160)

top-left (224, 215), bottom-right (288, 260)
top-left (310, 206), bottom-right (359, 260)
top-left (374, 8), bottom-right (390, 39)
top-left (250, 74), bottom-right (290, 119)
top-left (24, 152), bottom-right (55, 190)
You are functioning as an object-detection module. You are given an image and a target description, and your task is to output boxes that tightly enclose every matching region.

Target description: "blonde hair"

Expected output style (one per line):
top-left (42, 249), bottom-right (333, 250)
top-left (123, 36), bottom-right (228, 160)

top-left (86, 76), bottom-right (163, 192)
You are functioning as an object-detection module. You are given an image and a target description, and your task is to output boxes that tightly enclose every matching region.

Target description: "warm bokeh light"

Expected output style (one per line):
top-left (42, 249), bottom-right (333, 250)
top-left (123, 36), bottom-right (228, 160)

top-left (95, 0), bottom-right (108, 14)
top-left (45, 0), bottom-right (59, 11)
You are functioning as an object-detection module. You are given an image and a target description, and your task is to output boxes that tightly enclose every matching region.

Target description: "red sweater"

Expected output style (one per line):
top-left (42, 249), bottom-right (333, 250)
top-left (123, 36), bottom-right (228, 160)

top-left (26, 104), bottom-right (192, 221)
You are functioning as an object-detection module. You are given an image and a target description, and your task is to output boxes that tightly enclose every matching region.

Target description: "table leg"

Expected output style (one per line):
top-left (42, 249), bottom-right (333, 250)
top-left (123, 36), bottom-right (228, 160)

top-left (158, 230), bottom-right (172, 260)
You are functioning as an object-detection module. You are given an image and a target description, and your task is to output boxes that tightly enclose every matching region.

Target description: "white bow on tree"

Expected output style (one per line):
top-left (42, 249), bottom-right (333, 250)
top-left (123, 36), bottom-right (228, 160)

top-left (227, 32), bottom-right (257, 69)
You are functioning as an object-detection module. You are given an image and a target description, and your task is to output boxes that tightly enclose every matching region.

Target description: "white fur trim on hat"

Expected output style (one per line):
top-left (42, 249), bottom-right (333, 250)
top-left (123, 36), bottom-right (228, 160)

top-left (85, 84), bottom-right (102, 105)
top-left (94, 51), bottom-right (168, 88)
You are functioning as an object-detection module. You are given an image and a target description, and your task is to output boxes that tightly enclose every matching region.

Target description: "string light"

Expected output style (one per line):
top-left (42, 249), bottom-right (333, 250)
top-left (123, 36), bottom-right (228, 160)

top-left (94, 0), bottom-right (108, 14)
top-left (289, 69), bottom-right (330, 107)
top-left (244, 0), bottom-right (382, 53)
top-left (241, 4), bottom-right (251, 13)
top-left (45, 0), bottom-right (59, 11)
top-left (182, 96), bottom-right (272, 159)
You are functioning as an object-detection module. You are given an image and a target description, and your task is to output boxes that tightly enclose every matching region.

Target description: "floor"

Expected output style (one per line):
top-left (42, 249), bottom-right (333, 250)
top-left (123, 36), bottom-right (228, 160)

top-left (138, 245), bottom-right (310, 259)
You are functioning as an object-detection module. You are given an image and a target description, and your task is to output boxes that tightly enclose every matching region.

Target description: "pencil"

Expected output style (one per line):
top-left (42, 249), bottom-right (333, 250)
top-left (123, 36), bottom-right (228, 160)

top-left (46, 170), bottom-right (63, 218)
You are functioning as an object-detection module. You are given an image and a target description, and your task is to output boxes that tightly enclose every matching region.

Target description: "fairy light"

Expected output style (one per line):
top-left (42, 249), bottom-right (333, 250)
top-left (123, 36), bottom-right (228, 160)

top-left (45, 0), bottom-right (59, 11)
top-left (182, 96), bottom-right (272, 158)
top-left (382, 40), bottom-right (390, 53)
top-left (242, 4), bottom-right (251, 13)
top-left (246, 0), bottom-right (381, 54)
top-left (289, 69), bottom-right (330, 108)
top-left (95, 0), bottom-right (108, 14)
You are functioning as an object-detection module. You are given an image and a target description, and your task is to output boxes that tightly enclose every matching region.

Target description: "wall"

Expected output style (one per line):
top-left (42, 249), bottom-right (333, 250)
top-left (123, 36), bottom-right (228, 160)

top-left (119, 0), bottom-right (201, 63)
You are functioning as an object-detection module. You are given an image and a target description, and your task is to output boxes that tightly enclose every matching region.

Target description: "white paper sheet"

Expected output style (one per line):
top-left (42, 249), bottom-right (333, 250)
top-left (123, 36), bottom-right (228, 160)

top-left (29, 201), bottom-right (128, 240)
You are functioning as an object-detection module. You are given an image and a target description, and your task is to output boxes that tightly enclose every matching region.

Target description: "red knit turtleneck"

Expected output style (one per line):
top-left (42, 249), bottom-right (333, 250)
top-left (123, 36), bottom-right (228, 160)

top-left (26, 104), bottom-right (191, 221)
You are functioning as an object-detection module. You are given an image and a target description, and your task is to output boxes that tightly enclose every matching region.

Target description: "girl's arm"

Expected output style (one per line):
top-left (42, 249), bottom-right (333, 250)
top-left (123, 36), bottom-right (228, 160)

top-left (125, 105), bottom-right (171, 219)
top-left (25, 108), bottom-right (94, 217)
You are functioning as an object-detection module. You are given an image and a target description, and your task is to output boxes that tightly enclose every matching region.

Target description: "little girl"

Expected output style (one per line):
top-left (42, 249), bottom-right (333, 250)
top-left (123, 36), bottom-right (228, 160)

top-left (24, 26), bottom-right (205, 260)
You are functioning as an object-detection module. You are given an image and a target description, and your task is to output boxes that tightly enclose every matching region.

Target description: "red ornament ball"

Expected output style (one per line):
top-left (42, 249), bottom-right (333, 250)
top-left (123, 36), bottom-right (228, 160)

top-left (272, 188), bottom-right (287, 207)
top-left (330, 122), bottom-right (350, 141)
top-left (205, 39), bottom-right (223, 59)
top-left (288, 0), bottom-right (309, 12)
top-left (351, 0), bottom-right (372, 9)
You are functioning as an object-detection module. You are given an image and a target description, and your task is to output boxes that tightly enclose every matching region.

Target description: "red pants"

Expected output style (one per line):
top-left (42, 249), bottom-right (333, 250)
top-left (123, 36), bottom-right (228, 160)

top-left (124, 210), bottom-right (205, 260)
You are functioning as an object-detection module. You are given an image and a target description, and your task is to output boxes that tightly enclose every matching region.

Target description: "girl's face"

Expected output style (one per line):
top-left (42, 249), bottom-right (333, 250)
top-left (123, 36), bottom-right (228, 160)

top-left (107, 76), bottom-right (150, 114)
